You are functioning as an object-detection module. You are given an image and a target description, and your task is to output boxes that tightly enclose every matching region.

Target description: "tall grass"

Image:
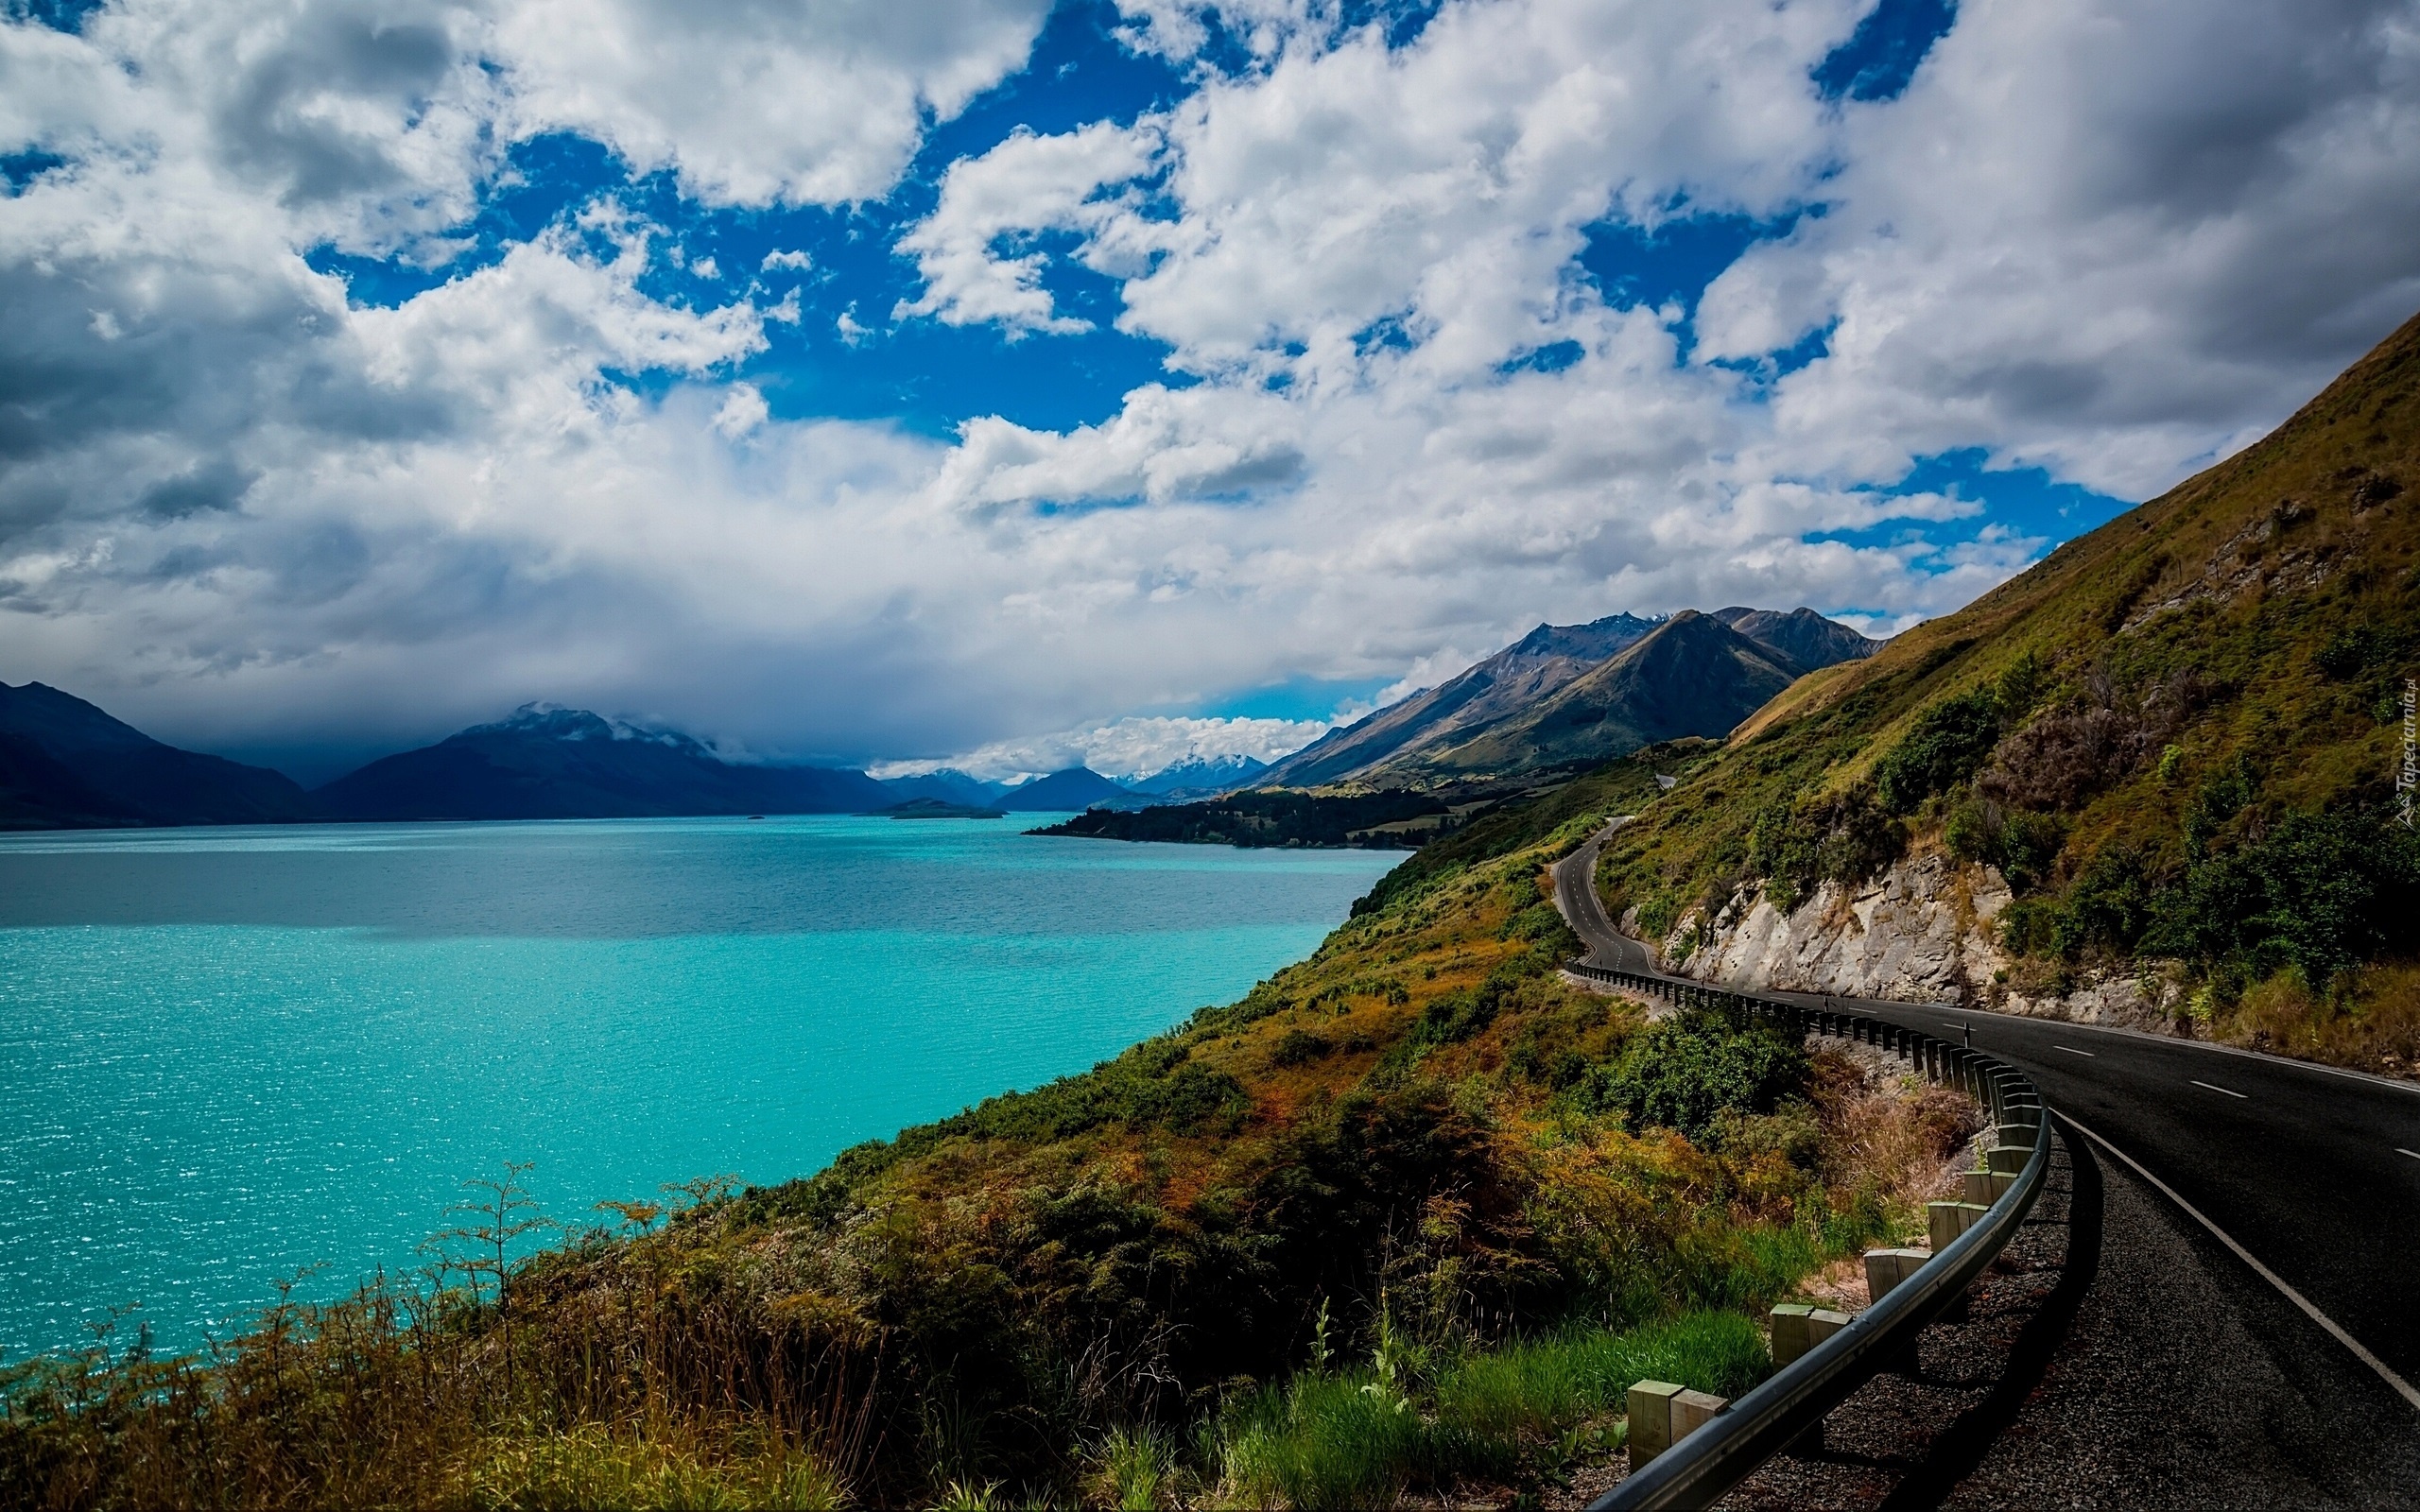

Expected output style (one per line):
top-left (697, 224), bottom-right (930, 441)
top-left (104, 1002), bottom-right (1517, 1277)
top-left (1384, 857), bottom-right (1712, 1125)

top-left (1216, 1312), bottom-right (1768, 1508)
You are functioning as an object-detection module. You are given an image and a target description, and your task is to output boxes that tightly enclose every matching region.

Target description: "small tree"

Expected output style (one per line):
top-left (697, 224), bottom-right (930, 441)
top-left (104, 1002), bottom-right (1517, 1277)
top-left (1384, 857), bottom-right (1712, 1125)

top-left (424, 1161), bottom-right (555, 1405)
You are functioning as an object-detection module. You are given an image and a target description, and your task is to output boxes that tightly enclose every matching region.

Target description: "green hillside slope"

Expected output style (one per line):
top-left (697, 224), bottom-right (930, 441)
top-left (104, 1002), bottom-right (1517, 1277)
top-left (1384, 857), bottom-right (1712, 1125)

top-left (1599, 311), bottom-right (2420, 1075)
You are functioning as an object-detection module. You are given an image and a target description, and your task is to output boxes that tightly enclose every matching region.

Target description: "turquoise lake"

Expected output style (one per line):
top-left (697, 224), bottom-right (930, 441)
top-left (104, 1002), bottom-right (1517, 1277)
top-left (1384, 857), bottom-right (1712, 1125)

top-left (0, 816), bottom-right (1398, 1363)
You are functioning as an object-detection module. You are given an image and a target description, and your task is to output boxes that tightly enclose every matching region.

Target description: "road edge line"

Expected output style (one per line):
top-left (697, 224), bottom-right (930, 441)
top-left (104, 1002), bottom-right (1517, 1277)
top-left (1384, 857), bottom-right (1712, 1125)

top-left (2059, 1110), bottom-right (2420, 1414)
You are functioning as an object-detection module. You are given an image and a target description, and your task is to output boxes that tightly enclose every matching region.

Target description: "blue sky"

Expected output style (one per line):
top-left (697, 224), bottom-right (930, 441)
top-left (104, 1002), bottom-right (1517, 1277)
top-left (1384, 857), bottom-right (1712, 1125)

top-left (2, 0), bottom-right (2412, 777)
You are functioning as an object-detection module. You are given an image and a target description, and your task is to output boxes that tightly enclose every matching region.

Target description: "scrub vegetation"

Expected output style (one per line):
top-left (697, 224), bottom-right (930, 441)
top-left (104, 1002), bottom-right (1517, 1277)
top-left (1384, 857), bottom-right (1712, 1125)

top-left (1600, 310), bottom-right (2420, 1079)
top-left (0, 751), bottom-right (1976, 1509)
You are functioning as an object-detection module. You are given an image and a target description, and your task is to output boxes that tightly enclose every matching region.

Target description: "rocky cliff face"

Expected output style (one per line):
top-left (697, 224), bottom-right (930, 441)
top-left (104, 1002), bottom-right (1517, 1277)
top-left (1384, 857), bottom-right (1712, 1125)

top-left (1621, 851), bottom-right (2180, 1028)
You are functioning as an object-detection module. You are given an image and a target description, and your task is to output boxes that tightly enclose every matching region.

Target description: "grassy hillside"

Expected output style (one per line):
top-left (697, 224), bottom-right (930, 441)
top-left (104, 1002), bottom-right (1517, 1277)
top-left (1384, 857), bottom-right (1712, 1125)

top-left (1599, 311), bottom-right (2420, 1075)
top-left (1, 747), bottom-right (1973, 1509)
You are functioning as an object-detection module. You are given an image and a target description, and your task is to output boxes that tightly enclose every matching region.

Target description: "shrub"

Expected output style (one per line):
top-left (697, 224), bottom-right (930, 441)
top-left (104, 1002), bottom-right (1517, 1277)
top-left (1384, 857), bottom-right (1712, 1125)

top-left (2048, 844), bottom-right (2156, 959)
top-left (2146, 804), bottom-right (2420, 983)
top-left (1270, 1029), bottom-right (1334, 1068)
top-left (1582, 1008), bottom-right (1810, 1143)
top-left (2315, 622), bottom-right (2411, 680)
top-left (1874, 687), bottom-right (2001, 813)
top-left (1945, 799), bottom-right (2067, 893)
top-left (1747, 786), bottom-right (1906, 908)
top-left (1216, 1313), bottom-right (1770, 1508)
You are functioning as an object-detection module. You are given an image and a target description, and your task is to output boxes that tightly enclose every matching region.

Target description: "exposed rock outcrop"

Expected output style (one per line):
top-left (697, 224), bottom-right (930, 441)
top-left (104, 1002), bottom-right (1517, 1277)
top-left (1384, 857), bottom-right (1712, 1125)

top-left (1621, 852), bottom-right (2180, 1029)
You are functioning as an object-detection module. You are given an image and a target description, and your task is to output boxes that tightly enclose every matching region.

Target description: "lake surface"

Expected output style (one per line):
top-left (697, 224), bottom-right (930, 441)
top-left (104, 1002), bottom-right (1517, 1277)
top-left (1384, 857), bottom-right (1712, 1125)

top-left (0, 816), bottom-right (1397, 1362)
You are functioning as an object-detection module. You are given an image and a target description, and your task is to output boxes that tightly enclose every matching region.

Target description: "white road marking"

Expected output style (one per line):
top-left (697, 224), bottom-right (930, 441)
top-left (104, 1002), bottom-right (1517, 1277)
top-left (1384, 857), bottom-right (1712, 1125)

top-left (2191, 1079), bottom-right (2248, 1099)
top-left (2398, 1148), bottom-right (2420, 1161)
top-left (2052, 1045), bottom-right (2096, 1057)
top-left (2062, 1111), bottom-right (2420, 1415)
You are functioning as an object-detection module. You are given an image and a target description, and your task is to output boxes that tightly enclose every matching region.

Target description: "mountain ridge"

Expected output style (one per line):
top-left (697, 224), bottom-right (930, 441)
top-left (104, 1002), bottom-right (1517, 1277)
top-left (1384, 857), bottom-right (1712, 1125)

top-left (313, 703), bottom-right (889, 821)
top-left (0, 681), bottom-right (320, 829)
top-left (1258, 606), bottom-right (1876, 791)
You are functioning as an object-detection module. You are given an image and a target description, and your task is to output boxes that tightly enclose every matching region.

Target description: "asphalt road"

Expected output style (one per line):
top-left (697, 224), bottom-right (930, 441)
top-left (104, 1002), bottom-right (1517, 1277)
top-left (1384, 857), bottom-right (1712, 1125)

top-left (1552, 819), bottom-right (1656, 972)
top-left (1549, 848), bottom-right (2420, 1496)
top-left (1807, 988), bottom-right (2420, 1406)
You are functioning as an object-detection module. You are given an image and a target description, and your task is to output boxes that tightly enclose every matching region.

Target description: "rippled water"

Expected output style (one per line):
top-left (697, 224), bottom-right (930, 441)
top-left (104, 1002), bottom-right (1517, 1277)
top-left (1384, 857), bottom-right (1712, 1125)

top-left (0, 816), bottom-right (1397, 1361)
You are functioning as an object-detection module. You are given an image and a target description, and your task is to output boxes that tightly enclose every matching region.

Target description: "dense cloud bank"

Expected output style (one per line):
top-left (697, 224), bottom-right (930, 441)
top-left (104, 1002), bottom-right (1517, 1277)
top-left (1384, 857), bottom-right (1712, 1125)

top-left (2, 0), bottom-right (2415, 776)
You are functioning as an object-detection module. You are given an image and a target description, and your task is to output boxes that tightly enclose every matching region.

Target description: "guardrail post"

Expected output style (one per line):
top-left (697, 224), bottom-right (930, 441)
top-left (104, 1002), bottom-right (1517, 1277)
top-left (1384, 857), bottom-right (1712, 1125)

top-left (1769, 1303), bottom-right (1813, 1366)
top-left (1862, 1247), bottom-right (1928, 1299)
top-left (1628, 1380), bottom-right (1683, 1468)
top-left (1927, 1199), bottom-right (1992, 1251)
top-left (1984, 1143), bottom-right (2031, 1175)
top-left (1672, 1389), bottom-right (1727, 1443)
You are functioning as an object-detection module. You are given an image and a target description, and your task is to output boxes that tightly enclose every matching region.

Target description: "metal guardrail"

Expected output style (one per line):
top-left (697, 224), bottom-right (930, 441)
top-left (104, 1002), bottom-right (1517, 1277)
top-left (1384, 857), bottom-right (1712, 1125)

top-left (1566, 964), bottom-right (2053, 1511)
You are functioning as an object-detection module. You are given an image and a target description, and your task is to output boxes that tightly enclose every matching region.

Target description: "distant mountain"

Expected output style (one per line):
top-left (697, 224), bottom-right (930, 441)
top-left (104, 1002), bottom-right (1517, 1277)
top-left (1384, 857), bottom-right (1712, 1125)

top-left (879, 767), bottom-right (1010, 808)
top-left (1256, 606), bottom-right (1878, 790)
top-left (1710, 607), bottom-right (1882, 672)
top-left (314, 705), bottom-right (888, 820)
top-left (995, 766), bottom-right (1132, 811)
top-left (1257, 611), bottom-right (1660, 788)
top-left (1378, 611), bottom-right (1806, 782)
top-left (0, 681), bottom-right (319, 829)
top-left (1127, 754), bottom-right (1270, 797)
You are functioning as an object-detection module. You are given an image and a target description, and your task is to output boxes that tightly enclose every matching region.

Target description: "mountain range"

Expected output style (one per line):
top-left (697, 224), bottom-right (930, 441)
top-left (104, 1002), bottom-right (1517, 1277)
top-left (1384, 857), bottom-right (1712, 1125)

top-left (1256, 605), bottom-right (1878, 790)
top-left (4, 603), bottom-right (1873, 829)
top-left (312, 706), bottom-right (891, 821)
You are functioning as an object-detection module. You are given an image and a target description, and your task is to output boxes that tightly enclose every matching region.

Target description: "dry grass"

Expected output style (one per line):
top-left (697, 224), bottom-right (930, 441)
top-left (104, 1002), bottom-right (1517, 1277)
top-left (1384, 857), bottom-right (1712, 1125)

top-left (1806, 1045), bottom-right (1986, 1222)
top-left (2215, 964), bottom-right (2420, 1081)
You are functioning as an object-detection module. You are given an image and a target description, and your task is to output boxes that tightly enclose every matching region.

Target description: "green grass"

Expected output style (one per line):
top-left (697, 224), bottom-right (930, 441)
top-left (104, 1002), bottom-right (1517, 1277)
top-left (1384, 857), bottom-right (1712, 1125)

top-left (1217, 1312), bottom-right (1769, 1506)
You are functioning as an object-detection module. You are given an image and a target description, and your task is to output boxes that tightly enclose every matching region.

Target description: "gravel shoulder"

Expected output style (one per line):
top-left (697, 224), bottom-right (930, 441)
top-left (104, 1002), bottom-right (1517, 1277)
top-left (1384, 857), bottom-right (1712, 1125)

top-left (1719, 1122), bottom-right (2420, 1509)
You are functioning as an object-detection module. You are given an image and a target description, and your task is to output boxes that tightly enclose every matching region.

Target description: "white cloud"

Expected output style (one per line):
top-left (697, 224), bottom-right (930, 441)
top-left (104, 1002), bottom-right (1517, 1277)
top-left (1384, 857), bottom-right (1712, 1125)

top-left (490, 0), bottom-right (1054, 206)
top-left (6, 0), bottom-right (2420, 782)
top-left (713, 383), bottom-right (769, 438)
top-left (884, 713), bottom-right (1330, 782)
top-left (895, 121), bottom-right (1165, 335)
top-left (1698, 0), bottom-right (2420, 498)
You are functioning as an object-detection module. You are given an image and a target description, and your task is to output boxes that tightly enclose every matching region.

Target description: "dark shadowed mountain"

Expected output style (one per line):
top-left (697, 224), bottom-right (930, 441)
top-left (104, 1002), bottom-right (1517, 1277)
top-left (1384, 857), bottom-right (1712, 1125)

top-left (1254, 607), bottom-right (1878, 790)
top-left (313, 705), bottom-right (888, 820)
top-left (1256, 612), bottom-right (1660, 788)
top-left (1710, 606), bottom-right (1882, 672)
top-left (0, 681), bottom-right (320, 829)
top-left (995, 767), bottom-right (1132, 811)
top-left (878, 767), bottom-right (1011, 808)
top-left (1380, 611), bottom-right (1805, 782)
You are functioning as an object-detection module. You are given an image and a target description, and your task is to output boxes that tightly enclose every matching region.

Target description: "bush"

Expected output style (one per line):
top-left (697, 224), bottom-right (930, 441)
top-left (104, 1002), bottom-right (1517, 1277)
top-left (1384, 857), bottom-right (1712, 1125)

top-left (1582, 1007), bottom-right (1810, 1142)
top-left (1216, 1313), bottom-right (1770, 1507)
top-left (1944, 799), bottom-right (2067, 893)
top-left (2049, 844), bottom-right (2156, 958)
top-left (2146, 804), bottom-right (2420, 983)
top-left (1270, 1029), bottom-right (1334, 1068)
top-left (1747, 786), bottom-right (1906, 908)
top-left (1875, 687), bottom-right (2001, 813)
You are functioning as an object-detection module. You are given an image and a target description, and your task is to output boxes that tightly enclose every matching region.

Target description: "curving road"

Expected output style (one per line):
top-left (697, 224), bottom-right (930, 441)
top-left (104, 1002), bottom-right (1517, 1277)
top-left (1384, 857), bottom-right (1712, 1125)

top-left (1552, 818), bottom-right (1657, 972)
top-left (1550, 854), bottom-right (2420, 1501)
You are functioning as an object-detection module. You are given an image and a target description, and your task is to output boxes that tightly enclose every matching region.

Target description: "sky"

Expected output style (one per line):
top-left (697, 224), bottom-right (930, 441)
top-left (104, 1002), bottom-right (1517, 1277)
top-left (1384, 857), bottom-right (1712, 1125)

top-left (3, 0), bottom-right (2417, 782)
